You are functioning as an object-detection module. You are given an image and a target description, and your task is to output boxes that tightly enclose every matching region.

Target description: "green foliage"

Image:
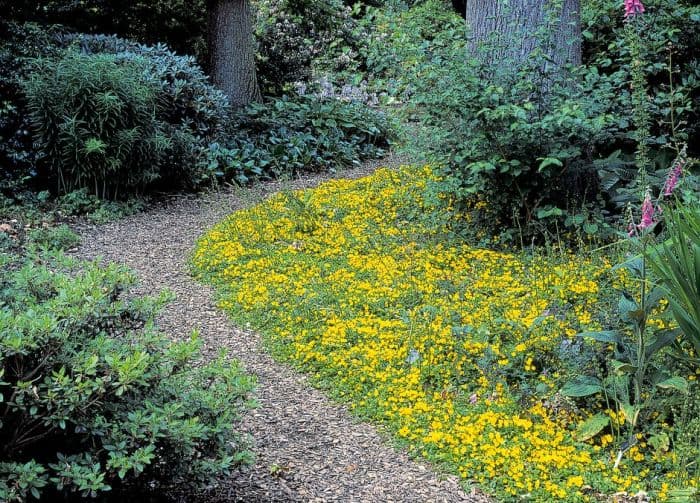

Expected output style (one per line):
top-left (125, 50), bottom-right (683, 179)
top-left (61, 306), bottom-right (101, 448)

top-left (359, 0), bottom-right (465, 98)
top-left (255, 0), bottom-right (365, 95)
top-left (27, 224), bottom-right (81, 251)
top-left (0, 22), bottom-right (66, 196)
top-left (561, 223), bottom-right (695, 469)
top-left (412, 60), bottom-right (619, 241)
top-left (0, 0), bottom-right (208, 65)
top-left (204, 94), bottom-right (392, 183)
top-left (60, 34), bottom-right (230, 144)
top-left (22, 51), bottom-right (166, 199)
top-left (648, 201), bottom-right (700, 365)
top-left (0, 248), bottom-right (255, 501)
top-left (22, 40), bottom-right (229, 198)
top-left (582, 0), bottom-right (700, 152)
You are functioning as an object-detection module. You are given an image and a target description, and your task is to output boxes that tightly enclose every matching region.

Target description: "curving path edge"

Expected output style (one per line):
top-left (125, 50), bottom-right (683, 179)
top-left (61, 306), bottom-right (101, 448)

top-left (73, 159), bottom-right (490, 503)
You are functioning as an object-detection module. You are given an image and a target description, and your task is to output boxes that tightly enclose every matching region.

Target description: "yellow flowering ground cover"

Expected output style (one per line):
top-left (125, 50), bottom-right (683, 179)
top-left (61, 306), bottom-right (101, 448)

top-left (192, 166), bottom-right (684, 501)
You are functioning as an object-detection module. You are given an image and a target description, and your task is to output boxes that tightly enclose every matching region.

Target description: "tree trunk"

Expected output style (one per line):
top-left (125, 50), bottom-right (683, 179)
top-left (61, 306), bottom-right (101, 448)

top-left (208, 0), bottom-right (261, 107)
top-left (465, 0), bottom-right (581, 73)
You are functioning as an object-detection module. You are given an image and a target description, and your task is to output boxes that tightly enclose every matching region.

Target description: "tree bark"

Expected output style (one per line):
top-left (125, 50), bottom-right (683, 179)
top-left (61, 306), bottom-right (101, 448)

top-left (208, 0), bottom-right (261, 107)
top-left (465, 0), bottom-right (581, 73)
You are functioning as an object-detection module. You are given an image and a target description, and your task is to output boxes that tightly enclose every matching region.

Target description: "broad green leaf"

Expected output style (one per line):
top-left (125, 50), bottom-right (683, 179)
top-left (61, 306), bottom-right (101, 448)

top-left (612, 256), bottom-right (644, 278)
top-left (575, 413), bottom-right (609, 441)
top-left (610, 359), bottom-right (636, 375)
top-left (561, 376), bottom-right (603, 397)
top-left (644, 286), bottom-right (667, 313)
top-left (619, 292), bottom-right (643, 323)
top-left (656, 376), bottom-right (689, 393)
top-left (644, 329), bottom-right (680, 359)
top-left (577, 330), bottom-right (621, 344)
top-left (537, 157), bottom-right (563, 172)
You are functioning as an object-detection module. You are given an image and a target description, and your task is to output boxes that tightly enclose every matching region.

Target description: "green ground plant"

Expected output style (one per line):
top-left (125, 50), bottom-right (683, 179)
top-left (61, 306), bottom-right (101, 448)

top-left (203, 94), bottom-right (392, 183)
top-left (0, 235), bottom-right (255, 501)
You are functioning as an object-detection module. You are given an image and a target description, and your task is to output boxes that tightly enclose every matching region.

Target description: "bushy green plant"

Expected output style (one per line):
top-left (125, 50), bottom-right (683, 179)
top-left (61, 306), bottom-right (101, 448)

top-left (22, 51), bottom-right (167, 199)
top-left (27, 224), bottom-right (81, 251)
top-left (359, 0), bottom-right (465, 98)
top-left (0, 248), bottom-right (254, 501)
top-left (582, 0), bottom-right (700, 155)
top-left (59, 34), bottom-right (229, 143)
top-left (255, 0), bottom-right (365, 95)
top-left (0, 22), bottom-right (66, 196)
top-left (411, 58), bottom-right (620, 241)
top-left (0, 0), bottom-right (208, 65)
top-left (204, 94), bottom-right (392, 183)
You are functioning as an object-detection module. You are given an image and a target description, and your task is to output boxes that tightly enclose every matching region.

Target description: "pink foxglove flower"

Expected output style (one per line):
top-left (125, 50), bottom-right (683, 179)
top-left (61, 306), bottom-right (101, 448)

top-left (662, 148), bottom-right (687, 197)
top-left (624, 0), bottom-right (645, 17)
top-left (638, 191), bottom-right (655, 229)
top-left (663, 162), bottom-right (682, 196)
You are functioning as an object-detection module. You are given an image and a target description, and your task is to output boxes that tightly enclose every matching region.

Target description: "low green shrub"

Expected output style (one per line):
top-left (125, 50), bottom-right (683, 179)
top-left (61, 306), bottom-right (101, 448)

top-left (5, 27), bottom-right (229, 200)
top-left (27, 224), bottom-right (81, 251)
top-left (203, 94), bottom-right (392, 183)
top-left (22, 40), bottom-right (229, 198)
top-left (410, 58), bottom-right (621, 242)
top-left (0, 248), bottom-right (255, 501)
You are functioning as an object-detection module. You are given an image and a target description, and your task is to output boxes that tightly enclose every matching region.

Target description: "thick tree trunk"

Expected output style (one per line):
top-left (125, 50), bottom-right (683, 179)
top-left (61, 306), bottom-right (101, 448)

top-left (208, 0), bottom-right (261, 107)
top-left (466, 0), bottom-right (581, 73)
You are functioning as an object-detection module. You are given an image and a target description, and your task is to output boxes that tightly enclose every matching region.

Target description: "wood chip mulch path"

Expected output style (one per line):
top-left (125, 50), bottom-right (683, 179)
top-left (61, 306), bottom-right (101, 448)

top-left (73, 157), bottom-right (492, 503)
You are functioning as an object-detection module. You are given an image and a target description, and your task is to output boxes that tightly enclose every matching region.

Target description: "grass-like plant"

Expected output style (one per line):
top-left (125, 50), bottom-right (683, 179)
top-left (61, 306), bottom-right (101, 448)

top-left (648, 201), bottom-right (700, 366)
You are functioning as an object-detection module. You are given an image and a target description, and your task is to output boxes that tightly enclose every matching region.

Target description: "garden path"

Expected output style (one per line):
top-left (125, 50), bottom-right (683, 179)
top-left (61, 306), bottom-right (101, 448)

top-left (74, 156), bottom-right (489, 503)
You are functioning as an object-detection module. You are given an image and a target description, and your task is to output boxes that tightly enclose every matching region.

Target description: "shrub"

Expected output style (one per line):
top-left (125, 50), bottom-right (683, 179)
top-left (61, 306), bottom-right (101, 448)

top-left (582, 0), bottom-right (700, 155)
top-left (27, 224), bottom-right (81, 251)
top-left (0, 248), bottom-right (254, 501)
top-left (255, 0), bottom-right (364, 95)
top-left (22, 51), bottom-right (167, 199)
top-left (203, 94), bottom-right (392, 183)
top-left (0, 0), bottom-right (208, 66)
top-left (365, 0), bottom-right (700, 243)
top-left (57, 34), bottom-right (231, 190)
top-left (409, 56), bottom-right (621, 242)
top-left (58, 34), bottom-right (229, 144)
top-left (0, 22), bottom-right (66, 197)
top-left (22, 38), bottom-right (229, 198)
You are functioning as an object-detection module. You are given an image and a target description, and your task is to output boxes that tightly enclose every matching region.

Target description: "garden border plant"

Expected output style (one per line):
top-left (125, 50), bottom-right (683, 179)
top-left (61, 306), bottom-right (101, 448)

top-left (0, 228), bottom-right (256, 501)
